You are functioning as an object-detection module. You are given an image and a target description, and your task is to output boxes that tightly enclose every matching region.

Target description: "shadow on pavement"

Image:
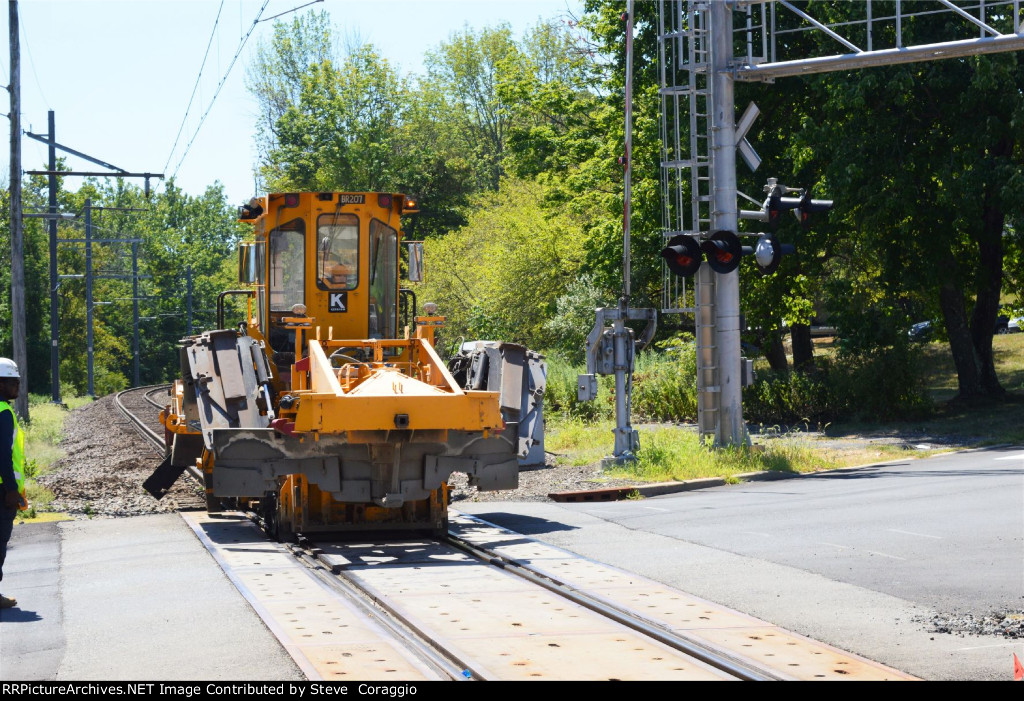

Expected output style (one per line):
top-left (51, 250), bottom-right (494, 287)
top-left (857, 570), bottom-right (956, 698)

top-left (466, 512), bottom-right (578, 537)
top-left (0, 607), bottom-right (43, 622)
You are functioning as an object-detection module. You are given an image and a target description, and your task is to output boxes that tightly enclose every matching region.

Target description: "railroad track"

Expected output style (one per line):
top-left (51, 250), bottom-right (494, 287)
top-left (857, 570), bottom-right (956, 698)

top-left (124, 388), bottom-right (913, 681)
top-left (114, 384), bottom-right (171, 453)
top-left (287, 529), bottom-right (768, 680)
top-left (182, 510), bottom-right (915, 682)
top-left (115, 384), bottom-right (205, 488)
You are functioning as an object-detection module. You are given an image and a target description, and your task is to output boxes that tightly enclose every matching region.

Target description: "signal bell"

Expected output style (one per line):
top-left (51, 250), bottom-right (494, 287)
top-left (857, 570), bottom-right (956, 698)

top-left (753, 233), bottom-right (795, 276)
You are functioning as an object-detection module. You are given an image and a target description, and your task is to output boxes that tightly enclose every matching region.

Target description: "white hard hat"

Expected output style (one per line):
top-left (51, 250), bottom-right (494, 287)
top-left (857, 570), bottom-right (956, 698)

top-left (0, 358), bottom-right (20, 379)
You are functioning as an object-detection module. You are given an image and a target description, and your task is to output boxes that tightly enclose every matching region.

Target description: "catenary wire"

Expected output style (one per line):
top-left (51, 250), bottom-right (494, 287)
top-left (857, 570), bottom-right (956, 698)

top-left (166, 0), bottom-right (272, 183)
top-left (163, 0), bottom-right (227, 176)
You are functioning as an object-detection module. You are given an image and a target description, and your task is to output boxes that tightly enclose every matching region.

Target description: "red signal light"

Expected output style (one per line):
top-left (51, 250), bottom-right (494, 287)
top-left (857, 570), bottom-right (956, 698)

top-left (378, 194), bottom-right (393, 209)
top-left (284, 193), bottom-right (300, 207)
top-left (661, 234), bottom-right (702, 278)
top-left (700, 231), bottom-right (744, 274)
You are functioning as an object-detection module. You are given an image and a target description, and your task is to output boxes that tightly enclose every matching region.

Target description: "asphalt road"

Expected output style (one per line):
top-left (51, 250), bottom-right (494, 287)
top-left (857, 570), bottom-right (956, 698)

top-left (454, 445), bottom-right (1024, 681)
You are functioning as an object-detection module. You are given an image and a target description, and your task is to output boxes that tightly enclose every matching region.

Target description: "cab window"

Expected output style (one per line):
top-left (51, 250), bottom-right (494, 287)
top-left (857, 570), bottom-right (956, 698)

top-left (368, 219), bottom-right (397, 340)
top-left (268, 219), bottom-right (305, 312)
top-left (317, 213), bottom-right (359, 290)
top-left (254, 240), bottom-right (266, 331)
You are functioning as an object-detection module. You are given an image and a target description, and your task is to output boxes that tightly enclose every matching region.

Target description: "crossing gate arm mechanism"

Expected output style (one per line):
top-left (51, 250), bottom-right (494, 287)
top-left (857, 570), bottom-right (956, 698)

top-left (578, 306), bottom-right (657, 402)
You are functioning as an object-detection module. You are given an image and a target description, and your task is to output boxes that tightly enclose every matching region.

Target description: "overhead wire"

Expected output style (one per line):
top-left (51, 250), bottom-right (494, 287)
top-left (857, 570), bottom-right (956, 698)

top-left (166, 0), bottom-right (272, 182)
top-left (18, 11), bottom-right (50, 110)
top-left (163, 0), bottom-right (227, 175)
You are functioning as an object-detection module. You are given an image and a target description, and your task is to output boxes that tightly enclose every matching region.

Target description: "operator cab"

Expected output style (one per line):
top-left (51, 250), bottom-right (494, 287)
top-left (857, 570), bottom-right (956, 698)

top-left (237, 192), bottom-right (411, 390)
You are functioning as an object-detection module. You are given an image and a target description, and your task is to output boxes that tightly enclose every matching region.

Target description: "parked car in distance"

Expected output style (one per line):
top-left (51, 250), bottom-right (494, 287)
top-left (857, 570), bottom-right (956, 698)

top-left (911, 314), bottom-right (1019, 340)
top-left (908, 320), bottom-right (933, 341)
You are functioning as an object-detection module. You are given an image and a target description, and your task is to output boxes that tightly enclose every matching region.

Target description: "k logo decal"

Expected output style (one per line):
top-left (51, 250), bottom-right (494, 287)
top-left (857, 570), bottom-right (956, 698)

top-left (329, 292), bottom-right (348, 312)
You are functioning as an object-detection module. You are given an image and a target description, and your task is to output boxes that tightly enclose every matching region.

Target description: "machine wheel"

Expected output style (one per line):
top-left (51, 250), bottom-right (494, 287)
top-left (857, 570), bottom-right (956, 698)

top-left (260, 493), bottom-right (280, 539)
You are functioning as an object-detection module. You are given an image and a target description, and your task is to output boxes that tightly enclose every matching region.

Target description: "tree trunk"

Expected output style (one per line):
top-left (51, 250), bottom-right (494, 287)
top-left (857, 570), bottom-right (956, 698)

top-left (938, 279), bottom-right (982, 400)
top-left (761, 326), bottom-right (788, 372)
top-left (968, 150), bottom-right (1009, 399)
top-left (791, 323), bottom-right (815, 371)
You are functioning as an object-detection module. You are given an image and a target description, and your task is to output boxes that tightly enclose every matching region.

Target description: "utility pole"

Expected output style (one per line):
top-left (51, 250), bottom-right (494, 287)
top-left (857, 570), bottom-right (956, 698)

top-left (186, 265), bottom-right (193, 336)
top-left (47, 111), bottom-right (59, 403)
top-left (8, 0), bottom-right (27, 420)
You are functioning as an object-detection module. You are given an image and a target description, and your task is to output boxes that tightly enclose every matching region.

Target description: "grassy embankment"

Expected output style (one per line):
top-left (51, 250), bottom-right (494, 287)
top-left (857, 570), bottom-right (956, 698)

top-left (13, 395), bottom-right (92, 523)
top-left (547, 332), bottom-right (1024, 485)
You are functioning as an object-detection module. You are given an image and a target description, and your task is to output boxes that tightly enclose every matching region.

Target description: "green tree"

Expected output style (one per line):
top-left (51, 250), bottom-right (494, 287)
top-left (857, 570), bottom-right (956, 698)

top-left (794, 24), bottom-right (1024, 401)
top-left (418, 178), bottom-right (586, 354)
top-left (422, 24), bottom-right (524, 191)
top-left (247, 10), bottom-right (336, 182)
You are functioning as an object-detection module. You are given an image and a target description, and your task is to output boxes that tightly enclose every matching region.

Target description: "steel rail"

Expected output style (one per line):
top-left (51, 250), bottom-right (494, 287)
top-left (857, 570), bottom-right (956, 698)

top-left (242, 512), bottom-right (475, 682)
top-left (442, 531), bottom-right (777, 681)
top-left (114, 385), bottom-right (168, 453)
top-left (285, 527), bottom-right (755, 681)
top-left (115, 384), bottom-right (202, 485)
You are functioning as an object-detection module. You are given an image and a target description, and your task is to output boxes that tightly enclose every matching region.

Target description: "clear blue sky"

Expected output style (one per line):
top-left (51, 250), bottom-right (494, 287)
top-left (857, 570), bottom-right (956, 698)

top-left (1, 0), bottom-right (584, 208)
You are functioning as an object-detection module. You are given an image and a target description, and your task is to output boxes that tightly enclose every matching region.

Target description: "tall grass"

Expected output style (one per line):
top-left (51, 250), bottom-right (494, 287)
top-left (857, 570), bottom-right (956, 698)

top-left (622, 428), bottom-right (809, 482)
top-left (546, 419), bottom-right (843, 482)
top-left (19, 394), bottom-right (92, 516)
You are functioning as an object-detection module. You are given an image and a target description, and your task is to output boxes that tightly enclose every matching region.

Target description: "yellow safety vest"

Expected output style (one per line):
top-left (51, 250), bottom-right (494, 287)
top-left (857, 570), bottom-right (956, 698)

top-left (0, 401), bottom-right (27, 511)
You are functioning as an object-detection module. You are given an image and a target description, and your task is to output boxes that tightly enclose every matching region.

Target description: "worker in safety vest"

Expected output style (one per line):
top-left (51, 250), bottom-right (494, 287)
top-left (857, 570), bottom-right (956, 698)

top-left (0, 357), bottom-right (26, 609)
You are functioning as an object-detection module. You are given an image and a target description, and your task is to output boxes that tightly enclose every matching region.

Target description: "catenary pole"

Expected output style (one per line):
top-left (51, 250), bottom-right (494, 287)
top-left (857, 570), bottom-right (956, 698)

top-left (132, 241), bottom-right (140, 386)
top-left (85, 198), bottom-right (94, 397)
top-left (47, 110), bottom-right (59, 403)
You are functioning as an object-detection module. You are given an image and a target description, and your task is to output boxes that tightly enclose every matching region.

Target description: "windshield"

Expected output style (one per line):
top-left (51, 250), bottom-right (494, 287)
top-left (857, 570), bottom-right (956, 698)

top-left (317, 213), bottom-right (359, 290)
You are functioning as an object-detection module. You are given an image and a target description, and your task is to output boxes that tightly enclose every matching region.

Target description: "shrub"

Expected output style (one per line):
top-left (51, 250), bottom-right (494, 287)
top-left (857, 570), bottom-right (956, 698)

top-left (630, 335), bottom-right (698, 422)
top-left (827, 344), bottom-right (932, 420)
top-left (743, 343), bottom-right (932, 424)
top-left (543, 353), bottom-right (612, 421)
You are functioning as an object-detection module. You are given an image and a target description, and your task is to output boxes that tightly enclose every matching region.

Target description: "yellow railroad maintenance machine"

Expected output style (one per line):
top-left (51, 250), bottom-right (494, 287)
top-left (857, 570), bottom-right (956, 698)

top-left (145, 192), bottom-right (545, 538)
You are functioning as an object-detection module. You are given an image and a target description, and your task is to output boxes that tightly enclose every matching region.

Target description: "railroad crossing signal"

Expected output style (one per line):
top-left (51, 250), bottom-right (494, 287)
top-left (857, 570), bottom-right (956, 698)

top-left (661, 234), bottom-right (702, 278)
top-left (764, 181), bottom-right (802, 233)
top-left (795, 191), bottom-right (834, 230)
top-left (759, 179), bottom-right (834, 232)
top-left (661, 230), bottom-right (747, 277)
top-left (701, 230), bottom-right (744, 274)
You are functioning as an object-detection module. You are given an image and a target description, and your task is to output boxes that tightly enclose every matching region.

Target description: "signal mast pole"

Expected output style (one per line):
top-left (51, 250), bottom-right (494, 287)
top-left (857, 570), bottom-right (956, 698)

top-left (577, 0), bottom-right (657, 463)
top-left (708, 1), bottom-right (746, 446)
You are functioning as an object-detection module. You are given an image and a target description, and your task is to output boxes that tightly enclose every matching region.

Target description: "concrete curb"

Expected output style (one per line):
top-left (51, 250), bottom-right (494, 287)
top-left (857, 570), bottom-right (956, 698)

top-left (630, 469), bottom-right (797, 498)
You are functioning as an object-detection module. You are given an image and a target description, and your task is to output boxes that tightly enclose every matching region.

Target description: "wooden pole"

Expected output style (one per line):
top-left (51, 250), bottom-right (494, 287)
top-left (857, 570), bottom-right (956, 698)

top-left (8, 0), bottom-right (28, 420)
